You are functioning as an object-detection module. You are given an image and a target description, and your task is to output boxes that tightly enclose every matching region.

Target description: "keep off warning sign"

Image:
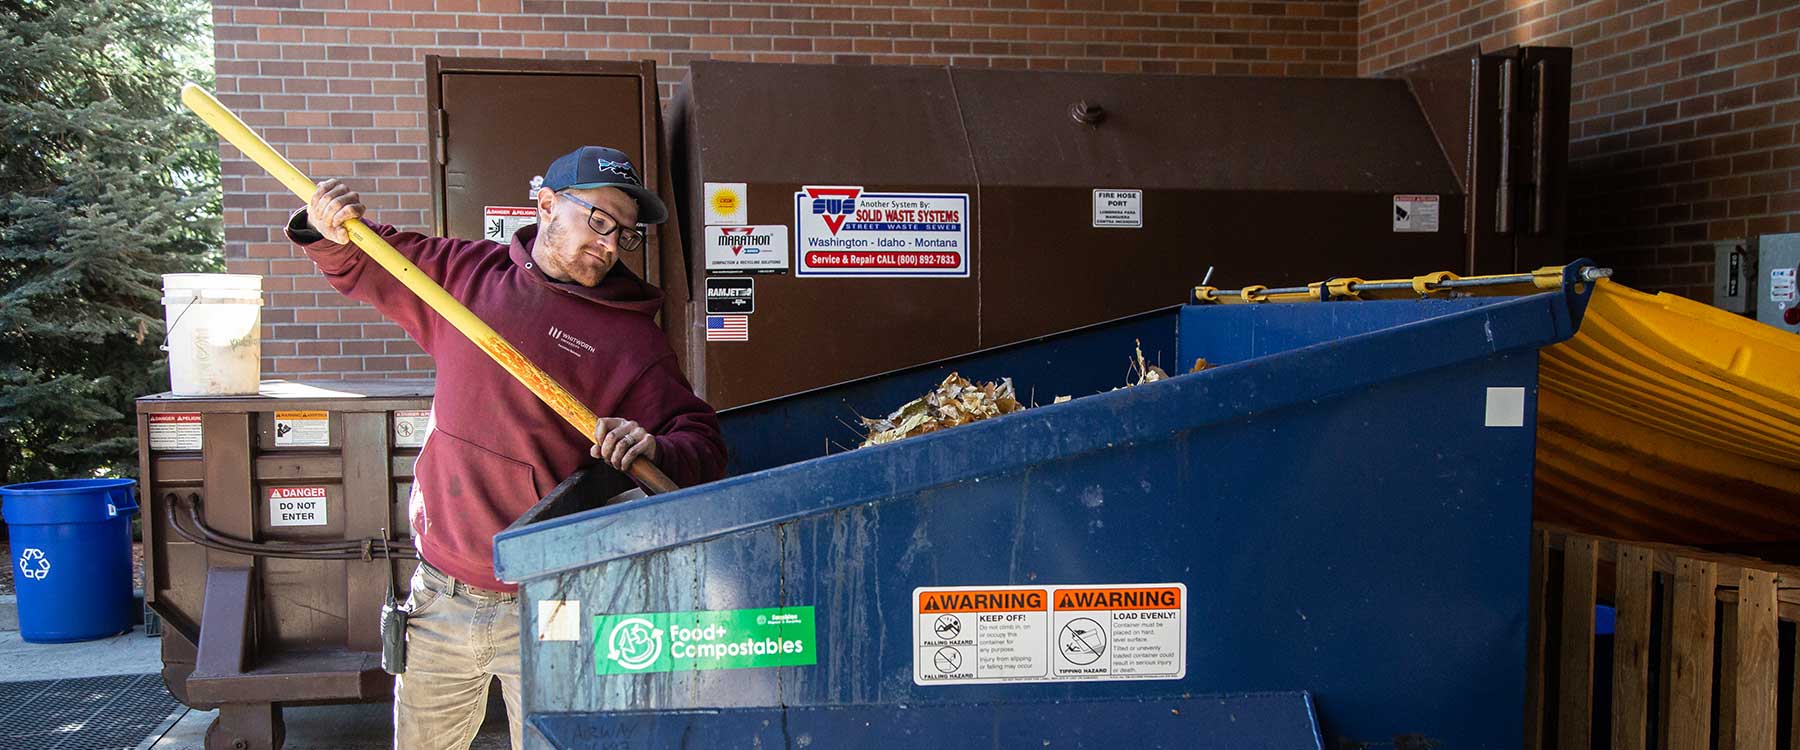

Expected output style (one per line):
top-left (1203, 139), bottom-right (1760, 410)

top-left (913, 583), bottom-right (1185, 685)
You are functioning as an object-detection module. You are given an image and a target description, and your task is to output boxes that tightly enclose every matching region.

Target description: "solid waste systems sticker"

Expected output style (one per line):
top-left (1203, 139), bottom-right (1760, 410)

top-left (914, 583), bottom-right (1186, 685)
top-left (594, 607), bottom-right (816, 675)
top-left (148, 412), bottom-right (202, 451)
top-left (794, 186), bottom-right (969, 277)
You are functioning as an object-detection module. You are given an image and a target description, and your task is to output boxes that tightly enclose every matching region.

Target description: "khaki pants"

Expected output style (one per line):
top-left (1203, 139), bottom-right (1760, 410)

top-left (394, 563), bottom-right (524, 750)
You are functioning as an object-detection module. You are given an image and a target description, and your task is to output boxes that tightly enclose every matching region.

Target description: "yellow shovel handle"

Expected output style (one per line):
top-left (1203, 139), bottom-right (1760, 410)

top-left (181, 83), bottom-right (678, 496)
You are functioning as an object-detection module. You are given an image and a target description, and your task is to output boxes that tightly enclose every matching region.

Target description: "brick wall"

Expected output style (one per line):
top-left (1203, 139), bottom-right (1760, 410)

top-left (1361, 0), bottom-right (1800, 301)
top-left (214, 0), bottom-right (1360, 378)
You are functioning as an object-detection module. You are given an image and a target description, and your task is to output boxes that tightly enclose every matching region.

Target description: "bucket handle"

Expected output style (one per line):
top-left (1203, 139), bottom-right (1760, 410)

top-left (158, 296), bottom-right (200, 353)
top-left (110, 484), bottom-right (139, 517)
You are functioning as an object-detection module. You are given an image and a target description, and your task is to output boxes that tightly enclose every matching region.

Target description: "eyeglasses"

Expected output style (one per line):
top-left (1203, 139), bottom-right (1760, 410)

top-left (556, 192), bottom-right (645, 252)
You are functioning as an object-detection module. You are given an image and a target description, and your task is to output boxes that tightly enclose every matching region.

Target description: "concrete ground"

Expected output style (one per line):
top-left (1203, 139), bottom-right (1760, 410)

top-left (0, 594), bottom-right (510, 749)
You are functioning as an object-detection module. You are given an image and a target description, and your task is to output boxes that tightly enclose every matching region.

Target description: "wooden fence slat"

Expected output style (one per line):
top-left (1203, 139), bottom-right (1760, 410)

top-left (1613, 545), bottom-right (1653, 750)
top-left (1668, 558), bottom-right (1719, 750)
top-left (1789, 619), bottom-right (1800, 750)
top-left (1560, 535), bottom-right (1599, 749)
top-left (1721, 595), bottom-right (1739, 750)
top-left (1525, 528), bottom-right (1549, 750)
top-left (1734, 568), bottom-right (1779, 750)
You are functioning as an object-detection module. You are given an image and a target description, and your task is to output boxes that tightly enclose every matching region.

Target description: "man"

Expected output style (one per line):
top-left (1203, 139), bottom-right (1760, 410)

top-left (286, 145), bottom-right (726, 749)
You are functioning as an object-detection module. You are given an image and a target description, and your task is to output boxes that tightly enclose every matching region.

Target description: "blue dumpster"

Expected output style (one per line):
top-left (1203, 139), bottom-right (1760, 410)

top-left (2, 478), bottom-right (140, 643)
top-left (495, 268), bottom-right (1594, 748)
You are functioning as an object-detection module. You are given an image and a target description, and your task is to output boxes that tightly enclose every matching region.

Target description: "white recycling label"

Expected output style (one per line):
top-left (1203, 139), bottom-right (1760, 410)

top-left (913, 583), bottom-right (1186, 685)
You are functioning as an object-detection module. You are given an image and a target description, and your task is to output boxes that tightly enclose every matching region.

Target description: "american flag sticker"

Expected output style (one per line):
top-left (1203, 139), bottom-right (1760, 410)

top-left (706, 315), bottom-right (749, 342)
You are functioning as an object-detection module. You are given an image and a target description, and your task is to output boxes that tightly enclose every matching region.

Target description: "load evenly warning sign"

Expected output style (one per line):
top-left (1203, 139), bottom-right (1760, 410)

top-left (913, 583), bottom-right (1185, 685)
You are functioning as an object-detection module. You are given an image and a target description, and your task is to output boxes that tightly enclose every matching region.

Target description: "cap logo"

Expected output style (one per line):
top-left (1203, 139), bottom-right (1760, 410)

top-left (597, 158), bottom-right (638, 184)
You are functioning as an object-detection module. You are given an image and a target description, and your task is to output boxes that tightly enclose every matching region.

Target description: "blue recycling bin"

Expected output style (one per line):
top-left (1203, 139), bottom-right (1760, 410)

top-left (1, 478), bottom-right (139, 643)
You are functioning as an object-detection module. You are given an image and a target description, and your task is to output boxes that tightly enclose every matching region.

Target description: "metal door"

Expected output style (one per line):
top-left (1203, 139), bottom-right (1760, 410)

top-left (428, 58), bottom-right (660, 281)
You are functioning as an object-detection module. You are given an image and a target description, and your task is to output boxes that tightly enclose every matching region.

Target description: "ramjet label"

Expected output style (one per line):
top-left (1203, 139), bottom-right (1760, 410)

top-left (268, 486), bottom-right (328, 527)
top-left (914, 583), bottom-right (1185, 685)
top-left (704, 225), bottom-right (789, 273)
top-left (794, 186), bottom-right (969, 277)
top-left (594, 607), bottom-right (816, 675)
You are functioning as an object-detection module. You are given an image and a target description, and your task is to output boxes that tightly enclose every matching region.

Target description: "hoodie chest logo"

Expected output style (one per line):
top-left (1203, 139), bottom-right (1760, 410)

top-left (547, 326), bottom-right (596, 358)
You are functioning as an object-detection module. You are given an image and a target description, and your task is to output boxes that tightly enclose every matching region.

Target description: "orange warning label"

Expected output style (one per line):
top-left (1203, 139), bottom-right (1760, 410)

top-left (1052, 587), bottom-right (1182, 611)
top-left (918, 589), bottom-right (1046, 613)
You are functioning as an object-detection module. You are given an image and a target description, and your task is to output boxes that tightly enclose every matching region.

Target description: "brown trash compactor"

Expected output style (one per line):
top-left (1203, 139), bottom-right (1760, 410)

top-left (664, 45), bottom-right (1570, 408)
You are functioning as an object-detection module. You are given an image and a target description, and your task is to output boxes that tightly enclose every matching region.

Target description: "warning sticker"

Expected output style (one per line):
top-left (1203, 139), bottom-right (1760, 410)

top-left (794, 186), bottom-right (969, 277)
top-left (483, 206), bottom-right (538, 243)
top-left (1393, 195), bottom-right (1440, 232)
top-left (1770, 268), bottom-right (1796, 303)
top-left (914, 583), bottom-right (1185, 685)
top-left (148, 413), bottom-right (202, 451)
top-left (704, 182), bottom-right (748, 225)
top-left (1092, 189), bottom-right (1143, 228)
top-left (393, 410), bottom-right (430, 448)
top-left (268, 486), bottom-right (328, 527)
top-left (275, 410), bottom-right (329, 447)
top-left (704, 225), bottom-right (789, 273)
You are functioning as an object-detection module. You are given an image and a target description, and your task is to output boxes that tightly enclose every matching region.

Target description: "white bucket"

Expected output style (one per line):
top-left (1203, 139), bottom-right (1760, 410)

top-left (161, 274), bottom-right (263, 396)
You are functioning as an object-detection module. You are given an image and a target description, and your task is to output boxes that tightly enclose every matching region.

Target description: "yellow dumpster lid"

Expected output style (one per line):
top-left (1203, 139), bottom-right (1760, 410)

top-left (1537, 278), bottom-right (1800, 547)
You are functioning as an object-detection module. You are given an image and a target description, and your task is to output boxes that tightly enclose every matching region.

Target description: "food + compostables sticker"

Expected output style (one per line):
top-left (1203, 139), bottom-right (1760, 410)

top-left (595, 607), bottom-right (815, 675)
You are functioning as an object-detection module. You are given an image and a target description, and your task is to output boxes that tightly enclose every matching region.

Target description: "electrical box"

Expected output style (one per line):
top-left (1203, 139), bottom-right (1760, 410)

top-left (1712, 239), bottom-right (1754, 314)
top-left (1758, 233), bottom-right (1800, 333)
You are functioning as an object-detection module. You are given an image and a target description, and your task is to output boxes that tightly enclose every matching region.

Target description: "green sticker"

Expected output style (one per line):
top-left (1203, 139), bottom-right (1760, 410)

top-left (594, 606), bottom-right (817, 675)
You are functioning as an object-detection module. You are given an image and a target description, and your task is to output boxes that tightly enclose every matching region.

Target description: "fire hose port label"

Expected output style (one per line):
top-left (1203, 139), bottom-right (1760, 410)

top-left (913, 583), bottom-right (1186, 685)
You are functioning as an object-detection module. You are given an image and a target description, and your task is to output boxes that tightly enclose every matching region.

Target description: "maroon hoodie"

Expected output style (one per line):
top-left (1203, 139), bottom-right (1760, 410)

top-left (288, 215), bottom-right (725, 591)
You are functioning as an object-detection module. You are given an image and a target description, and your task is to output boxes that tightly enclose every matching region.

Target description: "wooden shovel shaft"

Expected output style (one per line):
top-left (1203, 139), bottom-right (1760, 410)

top-left (181, 83), bottom-right (678, 496)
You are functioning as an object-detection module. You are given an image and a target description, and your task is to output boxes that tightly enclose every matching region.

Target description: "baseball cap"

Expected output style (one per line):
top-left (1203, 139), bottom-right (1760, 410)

top-left (540, 146), bottom-right (668, 225)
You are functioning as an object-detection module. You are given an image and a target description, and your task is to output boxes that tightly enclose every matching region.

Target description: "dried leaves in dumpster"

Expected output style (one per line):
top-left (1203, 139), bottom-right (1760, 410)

top-left (859, 372), bottom-right (1023, 447)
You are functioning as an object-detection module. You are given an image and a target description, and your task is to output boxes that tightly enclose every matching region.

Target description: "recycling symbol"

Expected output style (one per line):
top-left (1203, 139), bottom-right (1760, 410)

top-left (18, 548), bottom-right (49, 581)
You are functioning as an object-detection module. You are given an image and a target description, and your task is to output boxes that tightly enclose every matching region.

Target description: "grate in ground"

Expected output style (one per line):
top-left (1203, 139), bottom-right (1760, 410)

top-left (0, 673), bottom-right (182, 750)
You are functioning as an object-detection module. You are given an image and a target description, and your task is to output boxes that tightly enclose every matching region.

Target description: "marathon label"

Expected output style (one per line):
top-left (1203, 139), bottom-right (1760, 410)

top-left (704, 225), bottom-right (789, 273)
